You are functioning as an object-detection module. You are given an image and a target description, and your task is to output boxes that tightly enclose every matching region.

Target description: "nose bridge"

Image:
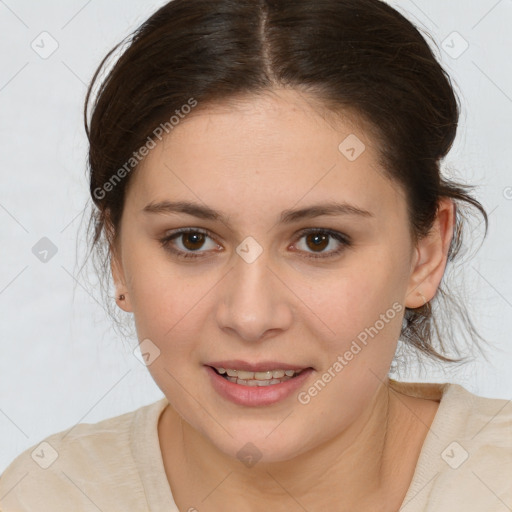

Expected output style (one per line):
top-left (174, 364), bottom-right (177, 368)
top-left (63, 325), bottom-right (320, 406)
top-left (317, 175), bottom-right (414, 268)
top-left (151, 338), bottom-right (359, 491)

top-left (215, 248), bottom-right (293, 341)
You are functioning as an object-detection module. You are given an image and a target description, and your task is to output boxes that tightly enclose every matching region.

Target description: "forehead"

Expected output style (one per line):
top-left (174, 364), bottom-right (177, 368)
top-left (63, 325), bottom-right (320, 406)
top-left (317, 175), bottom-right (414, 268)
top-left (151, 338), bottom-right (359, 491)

top-left (125, 89), bottom-right (402, 218)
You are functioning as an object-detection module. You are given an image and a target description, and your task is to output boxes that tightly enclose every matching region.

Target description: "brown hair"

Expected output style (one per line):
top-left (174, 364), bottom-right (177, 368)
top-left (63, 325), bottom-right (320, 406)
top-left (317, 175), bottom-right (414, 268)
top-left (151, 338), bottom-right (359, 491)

top-left (82, 0), bottom-right (490, 368)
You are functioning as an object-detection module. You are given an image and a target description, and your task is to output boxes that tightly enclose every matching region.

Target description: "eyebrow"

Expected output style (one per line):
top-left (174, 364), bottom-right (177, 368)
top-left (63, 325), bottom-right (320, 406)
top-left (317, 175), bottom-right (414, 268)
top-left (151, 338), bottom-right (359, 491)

top-left (142, 200), bottom-right (374, 226)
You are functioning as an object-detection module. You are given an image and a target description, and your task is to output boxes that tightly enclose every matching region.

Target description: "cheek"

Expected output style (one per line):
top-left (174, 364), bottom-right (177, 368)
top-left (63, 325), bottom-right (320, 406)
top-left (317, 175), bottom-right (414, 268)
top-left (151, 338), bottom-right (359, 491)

top-left (294, 261), bottom-right (405, 425)
top-left (301, 256), bottom-right (406, 346)
top-left (125, 246), bottom-right (220, 350)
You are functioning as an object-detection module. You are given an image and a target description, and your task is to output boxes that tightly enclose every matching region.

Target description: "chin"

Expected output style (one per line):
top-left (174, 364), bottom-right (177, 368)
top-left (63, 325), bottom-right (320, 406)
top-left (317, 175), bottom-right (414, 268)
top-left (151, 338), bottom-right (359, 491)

top-left (206, 425), bottom-right (312, 466)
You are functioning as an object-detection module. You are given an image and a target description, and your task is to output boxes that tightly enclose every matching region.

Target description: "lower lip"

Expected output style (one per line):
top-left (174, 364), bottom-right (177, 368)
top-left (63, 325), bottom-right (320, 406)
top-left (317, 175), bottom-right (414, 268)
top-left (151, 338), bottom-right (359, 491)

top-left (205, 366), bottom-right (314, 406)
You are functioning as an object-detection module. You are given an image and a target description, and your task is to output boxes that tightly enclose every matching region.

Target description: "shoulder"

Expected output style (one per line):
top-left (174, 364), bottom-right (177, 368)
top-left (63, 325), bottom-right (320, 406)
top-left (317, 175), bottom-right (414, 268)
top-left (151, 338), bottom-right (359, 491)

top-left (438, 384), bottom-right (512, 509)
top-left (405, 382), bottom-right (512, 511)
top-left (0, 398), bottom-right (167, 511)
top-left (390, 378), bottom-right (512, 439)
top-left (443, 382), bottom-right (512, 446)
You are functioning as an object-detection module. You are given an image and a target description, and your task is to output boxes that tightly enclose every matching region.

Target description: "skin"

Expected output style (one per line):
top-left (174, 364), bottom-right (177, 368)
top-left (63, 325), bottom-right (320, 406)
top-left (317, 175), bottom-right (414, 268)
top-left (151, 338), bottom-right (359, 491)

top-left (111, 88), bottom-right (454, 511)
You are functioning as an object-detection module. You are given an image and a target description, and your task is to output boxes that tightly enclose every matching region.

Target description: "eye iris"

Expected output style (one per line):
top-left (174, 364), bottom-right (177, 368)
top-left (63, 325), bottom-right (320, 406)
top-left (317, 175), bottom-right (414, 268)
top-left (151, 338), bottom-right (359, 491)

top-left (182, 232), bottom-right (205, 251)
top-left (306, 233), bottom-right (329, 252)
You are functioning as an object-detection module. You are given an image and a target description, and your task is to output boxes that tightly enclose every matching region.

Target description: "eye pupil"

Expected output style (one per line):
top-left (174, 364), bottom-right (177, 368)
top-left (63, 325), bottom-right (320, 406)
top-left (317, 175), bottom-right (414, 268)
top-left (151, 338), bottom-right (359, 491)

top-left (306, 233), bottom-right (329, 251)
top-left (183, 232), bottom-right (205, 250)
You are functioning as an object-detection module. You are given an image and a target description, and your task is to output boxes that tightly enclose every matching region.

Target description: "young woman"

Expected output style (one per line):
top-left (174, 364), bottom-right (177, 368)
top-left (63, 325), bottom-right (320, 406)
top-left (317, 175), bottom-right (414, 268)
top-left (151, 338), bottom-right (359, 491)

top-left (1, 0), bottom-right (510, 510)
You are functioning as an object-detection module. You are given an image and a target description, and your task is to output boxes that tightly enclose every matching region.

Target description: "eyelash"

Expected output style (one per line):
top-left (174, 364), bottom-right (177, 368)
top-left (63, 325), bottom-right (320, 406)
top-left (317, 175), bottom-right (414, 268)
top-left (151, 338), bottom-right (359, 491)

top-left (158, 227), bottom-right (351, 261)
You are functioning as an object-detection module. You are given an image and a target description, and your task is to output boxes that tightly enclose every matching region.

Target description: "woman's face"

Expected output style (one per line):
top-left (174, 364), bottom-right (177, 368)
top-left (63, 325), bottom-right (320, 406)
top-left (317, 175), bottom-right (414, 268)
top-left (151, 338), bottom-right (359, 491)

top-left (113, 89), bottom-right (420, 462)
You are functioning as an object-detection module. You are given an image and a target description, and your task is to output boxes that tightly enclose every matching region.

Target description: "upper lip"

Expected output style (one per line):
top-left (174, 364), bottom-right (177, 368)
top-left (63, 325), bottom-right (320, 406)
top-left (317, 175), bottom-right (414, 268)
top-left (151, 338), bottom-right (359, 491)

top-left (206, 360), bottom-right (312, 372)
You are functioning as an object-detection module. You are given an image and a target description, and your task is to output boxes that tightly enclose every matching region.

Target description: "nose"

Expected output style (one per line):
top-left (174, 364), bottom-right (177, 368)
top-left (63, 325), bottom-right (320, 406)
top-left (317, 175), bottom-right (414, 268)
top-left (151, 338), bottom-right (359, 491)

top-left (215, 253), bottom-right (294, 343)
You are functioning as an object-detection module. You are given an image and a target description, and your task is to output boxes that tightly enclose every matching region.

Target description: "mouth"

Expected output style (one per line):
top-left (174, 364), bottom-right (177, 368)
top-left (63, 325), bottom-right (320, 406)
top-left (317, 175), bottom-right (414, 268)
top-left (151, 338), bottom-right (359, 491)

top-left (204, 361), bottom-right (314, 406)
top-left (209, 366), bottom-right (308, 387)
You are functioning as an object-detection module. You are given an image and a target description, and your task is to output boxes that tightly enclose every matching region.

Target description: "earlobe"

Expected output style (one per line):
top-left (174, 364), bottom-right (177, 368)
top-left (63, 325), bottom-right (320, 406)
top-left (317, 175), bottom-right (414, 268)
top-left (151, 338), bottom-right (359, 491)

top-left (110, 249), bottom-right (133, 312)
top-left (405, 198), bottom-right (455, 309)
top-left (115, 291), bottom-right (133, 312)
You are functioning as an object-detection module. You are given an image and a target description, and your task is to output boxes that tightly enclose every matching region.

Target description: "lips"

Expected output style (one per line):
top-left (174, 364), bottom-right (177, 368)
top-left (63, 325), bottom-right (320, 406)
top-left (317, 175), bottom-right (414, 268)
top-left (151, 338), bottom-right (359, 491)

top-left (206, 359), bottom-right (310, 372)
top-left (205, 365), bottom-right (315, 406)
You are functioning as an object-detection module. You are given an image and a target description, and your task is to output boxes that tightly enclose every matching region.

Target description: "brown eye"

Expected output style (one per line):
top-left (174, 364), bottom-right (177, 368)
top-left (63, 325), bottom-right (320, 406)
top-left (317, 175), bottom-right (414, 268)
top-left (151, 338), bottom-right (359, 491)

top-left (159, 228), bottom-right (221, 260)
top-left (181, 232), bottom-right (206, 251)
top-left (294, 229), bottom-right (351, 259)
top-left (305, 232), bottom-right (330, 252)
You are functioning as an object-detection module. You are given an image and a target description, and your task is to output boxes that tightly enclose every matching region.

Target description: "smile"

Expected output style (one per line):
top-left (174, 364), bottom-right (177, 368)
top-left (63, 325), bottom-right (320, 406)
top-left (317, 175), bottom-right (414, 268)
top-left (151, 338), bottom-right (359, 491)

top-left (212, 367), bottom-right (306, 386)
top-left (205, 364), bottom-right (314, 406)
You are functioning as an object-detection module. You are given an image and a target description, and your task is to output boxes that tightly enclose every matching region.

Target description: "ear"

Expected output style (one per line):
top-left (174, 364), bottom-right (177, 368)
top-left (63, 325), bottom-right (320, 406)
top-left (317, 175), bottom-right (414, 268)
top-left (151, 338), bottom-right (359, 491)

top-left (109, 237), bottom-right (134, 313)
top-left (405, 197), bottom-right (455, 308)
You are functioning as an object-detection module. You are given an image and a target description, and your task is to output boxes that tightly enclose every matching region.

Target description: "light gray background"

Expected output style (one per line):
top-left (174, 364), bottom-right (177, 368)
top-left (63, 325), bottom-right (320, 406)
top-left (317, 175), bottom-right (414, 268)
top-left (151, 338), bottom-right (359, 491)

top-left (1, 0), bottom-right (511, 473)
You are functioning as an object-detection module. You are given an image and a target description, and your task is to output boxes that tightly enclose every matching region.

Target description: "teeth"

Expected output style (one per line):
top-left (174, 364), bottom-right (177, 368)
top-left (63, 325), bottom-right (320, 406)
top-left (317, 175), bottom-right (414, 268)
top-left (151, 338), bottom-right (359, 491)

top-left (255, 371), bottom-right (273, 380)
top-left (216, 368), bottom-right (303, 379)
top-left (235, 377), bottom-right (293, 386)
top-left (214, 366), bottom-right (306, 385)
top-left (237, 370), bottom-right (258, 380)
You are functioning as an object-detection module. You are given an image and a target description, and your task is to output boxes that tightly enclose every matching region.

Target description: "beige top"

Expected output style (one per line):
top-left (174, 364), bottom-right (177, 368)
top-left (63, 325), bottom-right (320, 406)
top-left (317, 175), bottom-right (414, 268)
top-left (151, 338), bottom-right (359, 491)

top-left (1, 379), bottom-right (511, 511)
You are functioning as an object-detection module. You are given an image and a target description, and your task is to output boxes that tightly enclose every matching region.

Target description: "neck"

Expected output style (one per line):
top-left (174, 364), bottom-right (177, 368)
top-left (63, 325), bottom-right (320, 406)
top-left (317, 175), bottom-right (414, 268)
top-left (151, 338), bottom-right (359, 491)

top-left (158, 378), bottom-right (431, 511)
